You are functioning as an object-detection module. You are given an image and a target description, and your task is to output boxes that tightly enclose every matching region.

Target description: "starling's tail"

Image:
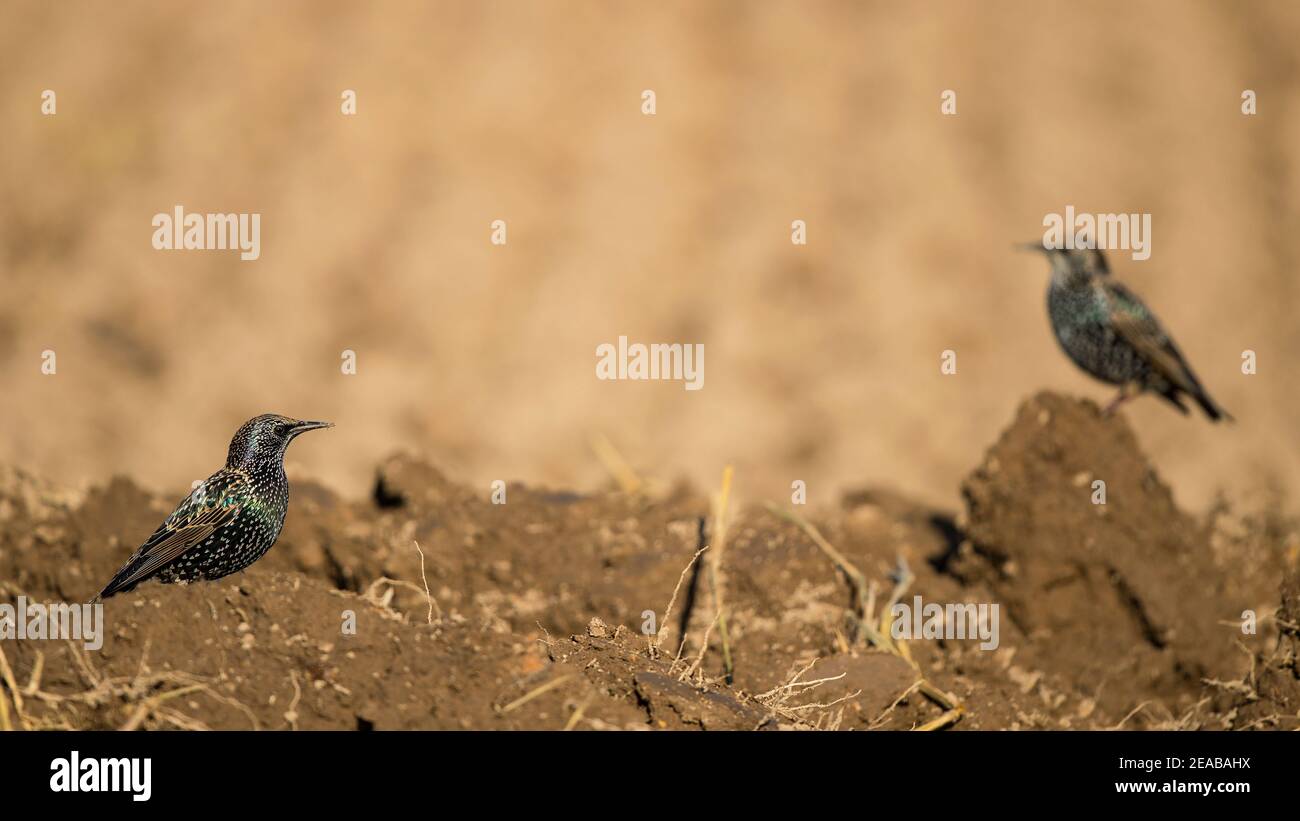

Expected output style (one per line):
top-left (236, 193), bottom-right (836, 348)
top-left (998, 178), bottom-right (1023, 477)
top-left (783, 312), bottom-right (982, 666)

top-left (1157, 389), bottom-right (1190, 415)
top-left (1192, 388), bottom-right (1233, 423)
top-left (92, 570), bottom-right (136, 603)
top-left (1168, 362), bottom-right (1234, 422)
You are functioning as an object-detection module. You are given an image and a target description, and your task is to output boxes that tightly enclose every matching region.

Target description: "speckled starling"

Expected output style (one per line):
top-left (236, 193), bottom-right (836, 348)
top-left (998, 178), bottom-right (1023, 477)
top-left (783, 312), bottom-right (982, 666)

top-left (92, 414), bottom-right (332, 602)
top-left (1023, 244), bottom-right (1231, 421)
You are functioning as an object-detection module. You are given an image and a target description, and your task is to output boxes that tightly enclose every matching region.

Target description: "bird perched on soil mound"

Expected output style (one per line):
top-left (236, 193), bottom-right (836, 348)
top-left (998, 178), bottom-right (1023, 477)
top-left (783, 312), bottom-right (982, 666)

top-left (92, 414), bottom-right (332, 601)
top-left (1022, 244), bottom-right (1231, 421)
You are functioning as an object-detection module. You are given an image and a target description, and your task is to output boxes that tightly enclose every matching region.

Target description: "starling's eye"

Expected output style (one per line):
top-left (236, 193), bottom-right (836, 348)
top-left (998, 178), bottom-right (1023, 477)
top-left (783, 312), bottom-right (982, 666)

top-left (276, 424), bottom-right (290, 436)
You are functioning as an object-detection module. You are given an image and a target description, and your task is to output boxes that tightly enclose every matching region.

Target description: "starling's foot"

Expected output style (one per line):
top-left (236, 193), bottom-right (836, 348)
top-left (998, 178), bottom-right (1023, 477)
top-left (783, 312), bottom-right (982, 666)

top-left (1102, 384), bottom-right (1137, 417)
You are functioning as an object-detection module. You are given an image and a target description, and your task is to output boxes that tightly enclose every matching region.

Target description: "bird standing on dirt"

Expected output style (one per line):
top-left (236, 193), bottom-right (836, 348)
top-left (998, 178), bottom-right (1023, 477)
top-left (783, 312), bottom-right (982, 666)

top-left (1022, 244), bottom-right (1231, 421)
top-left (92, 414), bottom-right (333, 602)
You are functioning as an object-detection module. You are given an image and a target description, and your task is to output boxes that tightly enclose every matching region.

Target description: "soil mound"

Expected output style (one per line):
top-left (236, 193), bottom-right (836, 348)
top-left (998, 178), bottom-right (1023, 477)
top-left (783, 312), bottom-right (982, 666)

top-left (1, 393), bottom-right (1295, 730)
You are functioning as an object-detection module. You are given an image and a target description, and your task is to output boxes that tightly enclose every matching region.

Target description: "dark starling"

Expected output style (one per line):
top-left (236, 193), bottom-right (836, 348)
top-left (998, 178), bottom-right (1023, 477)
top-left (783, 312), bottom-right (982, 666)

top-left (92, 414), bottom-right (332, 602)
top-left (1022, 244), bottom-right (1231, 421)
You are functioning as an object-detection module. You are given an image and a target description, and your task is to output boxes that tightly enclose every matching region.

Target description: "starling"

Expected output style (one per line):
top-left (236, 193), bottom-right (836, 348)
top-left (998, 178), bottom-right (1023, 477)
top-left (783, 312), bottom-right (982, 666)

top-left (92, 414), bottom-right (332, 602)
top-left (1022, 244), bottom-right (1231, 421)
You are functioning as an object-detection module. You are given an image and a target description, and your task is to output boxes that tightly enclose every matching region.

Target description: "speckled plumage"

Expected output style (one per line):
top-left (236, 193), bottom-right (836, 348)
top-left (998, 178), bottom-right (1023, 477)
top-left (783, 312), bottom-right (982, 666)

top-left (1028, 245), bottom-right (1230, 421)
top-left (92, 414), bottom-right (332, 601)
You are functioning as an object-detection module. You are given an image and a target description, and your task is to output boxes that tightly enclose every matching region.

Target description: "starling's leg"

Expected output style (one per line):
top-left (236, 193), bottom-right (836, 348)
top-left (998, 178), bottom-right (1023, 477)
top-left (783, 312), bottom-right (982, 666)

top-left (1102, 383), bottom-right (1137, 417)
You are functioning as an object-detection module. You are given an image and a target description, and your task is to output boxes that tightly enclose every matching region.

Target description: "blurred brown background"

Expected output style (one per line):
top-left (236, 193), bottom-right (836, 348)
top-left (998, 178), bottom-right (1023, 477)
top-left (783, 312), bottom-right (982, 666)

top-left (2, 0), bottom-right (1297, 513)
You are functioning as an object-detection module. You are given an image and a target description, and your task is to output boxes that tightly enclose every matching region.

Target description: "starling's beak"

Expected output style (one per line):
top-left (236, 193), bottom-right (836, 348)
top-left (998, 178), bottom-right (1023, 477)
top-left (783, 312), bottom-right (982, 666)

top-left (290, 420), bottom-right (333, 436)
top-left (1016, 241), bottom-right (1049, 254)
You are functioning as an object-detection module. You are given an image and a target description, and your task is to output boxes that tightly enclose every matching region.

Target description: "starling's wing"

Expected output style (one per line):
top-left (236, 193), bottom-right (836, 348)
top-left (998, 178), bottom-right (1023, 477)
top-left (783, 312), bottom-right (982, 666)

top-left (94, 472), bottom-right (246, 600)
top-left (1100, 281), bottom-right (1201, 398)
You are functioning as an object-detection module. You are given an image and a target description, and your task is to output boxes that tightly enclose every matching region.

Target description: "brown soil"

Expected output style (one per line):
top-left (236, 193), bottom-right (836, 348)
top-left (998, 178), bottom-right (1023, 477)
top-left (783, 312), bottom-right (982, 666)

top-left (1, 392), bottom-right (1296, 730)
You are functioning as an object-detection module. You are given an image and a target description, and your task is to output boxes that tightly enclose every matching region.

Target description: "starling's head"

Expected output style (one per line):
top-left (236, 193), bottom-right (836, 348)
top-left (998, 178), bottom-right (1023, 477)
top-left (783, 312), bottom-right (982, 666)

top-left (226, 414), bottom-right (333, 468)
top-left (1018, 243), bottom-right (1109, 287)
